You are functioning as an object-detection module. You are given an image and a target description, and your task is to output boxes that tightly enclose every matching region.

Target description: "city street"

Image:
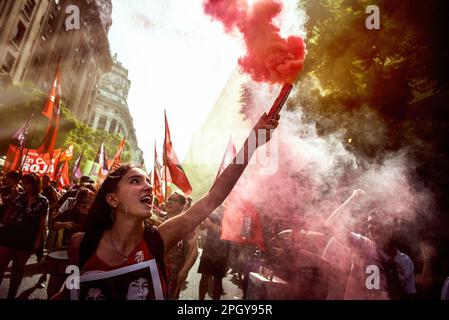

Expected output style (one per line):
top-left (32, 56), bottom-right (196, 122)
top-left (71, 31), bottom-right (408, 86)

top-left (0, 249), bottom-right (243, 300)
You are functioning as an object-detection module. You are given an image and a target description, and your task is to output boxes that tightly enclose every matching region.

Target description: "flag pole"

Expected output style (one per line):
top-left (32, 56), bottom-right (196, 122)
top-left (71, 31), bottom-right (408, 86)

top-left (19, 107), bottom-right (38, 173)
top-left (6, 110), bottom-right (34, 173)
top-left (164, 162), bottom-right (168, 202)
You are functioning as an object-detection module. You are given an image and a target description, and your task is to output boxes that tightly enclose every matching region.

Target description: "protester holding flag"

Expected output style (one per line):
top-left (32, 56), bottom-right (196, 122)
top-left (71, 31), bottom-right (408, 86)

top-left (0, 173), bottom-right (49, 299)
top-left (59, 112), bottom-right (278, 300)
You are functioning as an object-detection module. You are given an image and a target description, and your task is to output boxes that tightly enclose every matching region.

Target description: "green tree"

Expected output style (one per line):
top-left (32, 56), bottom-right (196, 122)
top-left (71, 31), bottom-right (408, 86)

top-left (0, 84), bottom-right (132, 176)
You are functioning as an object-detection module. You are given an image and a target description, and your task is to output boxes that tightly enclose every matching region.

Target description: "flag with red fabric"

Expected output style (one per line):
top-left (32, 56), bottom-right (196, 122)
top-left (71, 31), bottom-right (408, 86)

top-left (4, 144), bottom-right (22, 173)
top-left (58, 144), bottom-right (74, 162)
top-left (4, 113), bottom-right (34, 172)
top-left (56, 159), bottom-right (70, 190)
top-left (162, 111), bottom-right (192, 195)
top-left (37, 65), bottom-right (61, 157)
top-left (151, 141), bottom-right (165, 204)
top-left (215, 139), bottom-right (265, 250)
top-left (221, 192), bottom-right (265, 250)
top-left (110, 137), bottom-right (126, 172)
top-left (41, 64), bottom-right (61, 118)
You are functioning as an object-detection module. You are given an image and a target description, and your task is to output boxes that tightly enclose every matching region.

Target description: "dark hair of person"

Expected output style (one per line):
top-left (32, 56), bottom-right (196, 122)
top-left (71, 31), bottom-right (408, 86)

top-left (75, 187), bottom-right (91, 205)
top-left (6, 170), bottom-right (22, 183)
top-left (79, 163), bottom-right (136, 268)
top-left (21, 173), bottom-right (41, 196)
top-left (171, 192), bottom-right (186, 207)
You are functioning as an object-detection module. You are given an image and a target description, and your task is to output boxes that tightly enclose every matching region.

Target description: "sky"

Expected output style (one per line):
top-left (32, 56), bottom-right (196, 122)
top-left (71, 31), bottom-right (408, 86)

top-left (108, 0), bottom-right (244, 167)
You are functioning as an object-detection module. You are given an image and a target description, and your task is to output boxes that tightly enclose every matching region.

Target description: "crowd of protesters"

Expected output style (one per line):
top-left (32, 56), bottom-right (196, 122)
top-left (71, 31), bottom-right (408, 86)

top-left (1, 160), bottom-right (449, 300)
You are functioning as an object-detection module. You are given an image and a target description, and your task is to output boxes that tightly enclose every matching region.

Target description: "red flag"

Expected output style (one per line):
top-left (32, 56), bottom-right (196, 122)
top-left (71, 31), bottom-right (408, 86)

top-left (163, 111), bottom-right (192, 195)
top-left (216, 139), bottom-right (265, 249)
top-left (56, 159), bottom-right (70, 189)
top-left (37, 65), bottom-right (61, 157)
top-left (42, 64), bottom-right (61, 118)
top-left (4, 144), bottom-right (22, 173)
top-left (110, 137), bottom-right (126, 172)
top-left (151, 141), bottom-right (165, 204)
top-left (59, 144), bottom-right (74, 162)
top-left (221, 192), bottom-right (265, 250)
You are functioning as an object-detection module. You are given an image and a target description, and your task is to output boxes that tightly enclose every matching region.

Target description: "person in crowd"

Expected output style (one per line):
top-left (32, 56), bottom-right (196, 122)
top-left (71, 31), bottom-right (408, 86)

top-left (54, 176), bottom-right (95, 217)
top-left (0, 173), bottom-right (49, 299)
top-left (41, 174), bottom-right (60, 213)
top-left (58, 113), bottom-right (279, 300)
top-left (0, 171), bottom-right (22, 206)
top-left (52, 187), bottom-right (94, 248)
top-left (325, 189), bottom-right (417, 299)
top-left (197, 205), bottom-right (230, 300)
top-left (164, 192), bottom-right (196, 299)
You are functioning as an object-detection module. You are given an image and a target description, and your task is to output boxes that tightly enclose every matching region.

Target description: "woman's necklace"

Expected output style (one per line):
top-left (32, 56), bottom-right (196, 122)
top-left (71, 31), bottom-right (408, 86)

top-left (109, 232), bottom-right (129, 262)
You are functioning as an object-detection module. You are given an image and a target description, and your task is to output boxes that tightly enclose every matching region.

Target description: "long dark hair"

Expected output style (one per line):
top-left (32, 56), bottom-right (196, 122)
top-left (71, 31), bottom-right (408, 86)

top-left (79, 163), bottom-right (136, 268)
top-left (21, 173), bottom-right (41, 196)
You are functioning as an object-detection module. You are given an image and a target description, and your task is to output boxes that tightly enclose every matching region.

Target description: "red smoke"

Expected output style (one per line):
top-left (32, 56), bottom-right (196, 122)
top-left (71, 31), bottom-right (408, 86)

top-left (204, 0), bottom-right (306, 84)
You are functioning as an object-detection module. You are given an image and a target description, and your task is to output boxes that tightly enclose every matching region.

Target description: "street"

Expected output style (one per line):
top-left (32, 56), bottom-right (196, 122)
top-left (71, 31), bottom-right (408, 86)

top-left (0, 249), bottom-right (243, 300)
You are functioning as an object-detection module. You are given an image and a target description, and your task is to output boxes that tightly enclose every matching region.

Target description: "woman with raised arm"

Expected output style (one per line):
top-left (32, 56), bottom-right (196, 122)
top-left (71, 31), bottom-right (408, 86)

top-left (63, 113), bottom-right (279, 300)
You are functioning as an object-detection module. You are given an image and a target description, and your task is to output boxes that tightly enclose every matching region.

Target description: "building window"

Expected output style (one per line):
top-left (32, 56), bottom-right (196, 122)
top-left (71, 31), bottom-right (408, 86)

top-left (109, 119), bottom-right (117, 134)
top-left (23, 0), bottom-right (36, 19)
top-left (98, 115), bottom-right (107, 130)
top-left (1, 52), bottom-right (16, 73)
top-left (11, 21), bottom-right (27, 47)
top-left (88, 113), bottom-right (95, 126)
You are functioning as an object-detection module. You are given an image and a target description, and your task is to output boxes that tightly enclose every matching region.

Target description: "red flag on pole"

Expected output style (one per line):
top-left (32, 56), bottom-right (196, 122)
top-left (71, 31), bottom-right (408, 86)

top-left (221, 193), bottom-right (265, 250)
top-left (56, 159), bottom-right (70, 190)
top-left (216, 139), bottom-right (265, 249)
top-left (58, 144), bottom-right (74, 162)
top-left (162, 111), bottom-right (192, 195)
top-left (37, 65), bottom-right (61, 157)
top-left (151, 141), bottom-right (165, 204)
top-left (110, 137), bottom-right (126, 172)
top-left (42, 64), bottom-right (61, 118)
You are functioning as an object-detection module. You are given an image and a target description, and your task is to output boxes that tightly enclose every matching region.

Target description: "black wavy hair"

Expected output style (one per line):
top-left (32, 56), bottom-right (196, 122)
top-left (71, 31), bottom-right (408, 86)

top-left (21, 173), bottom-right (41, 196)
top-left (79, 163), bottom-right (136, 268)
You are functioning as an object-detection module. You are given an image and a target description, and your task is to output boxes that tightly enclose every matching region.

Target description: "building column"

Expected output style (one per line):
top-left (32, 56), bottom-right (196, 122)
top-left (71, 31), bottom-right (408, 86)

top-left (92, 112), bottom-right (100, 130)
top-left (105, 116), bottom-right (112, 133)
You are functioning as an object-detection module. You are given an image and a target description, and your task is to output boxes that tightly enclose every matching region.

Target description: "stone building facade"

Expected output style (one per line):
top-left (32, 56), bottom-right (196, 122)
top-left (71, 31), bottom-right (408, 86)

top-left (88, 54), bottom-right (143, 163)
top-left (0, 0), bottom-right (112, 120)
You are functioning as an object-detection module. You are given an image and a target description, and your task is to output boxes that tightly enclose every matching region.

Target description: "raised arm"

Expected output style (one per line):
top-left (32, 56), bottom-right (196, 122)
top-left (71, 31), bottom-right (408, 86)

top-left (325, 189), bottom-right (365, 244)
top-left (159, 113), bottom-right (279, 254)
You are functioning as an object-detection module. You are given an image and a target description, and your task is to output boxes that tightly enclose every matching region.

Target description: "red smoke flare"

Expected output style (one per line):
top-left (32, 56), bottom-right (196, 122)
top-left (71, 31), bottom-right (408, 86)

top-left (204, 0), bottom-right (306, 84)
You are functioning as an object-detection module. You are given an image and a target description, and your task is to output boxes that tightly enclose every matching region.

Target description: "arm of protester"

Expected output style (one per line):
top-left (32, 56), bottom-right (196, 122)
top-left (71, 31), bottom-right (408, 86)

top-left (325, 189), bottom-right (366, 245)
top-left (159, 113), bottom-right (279, 254)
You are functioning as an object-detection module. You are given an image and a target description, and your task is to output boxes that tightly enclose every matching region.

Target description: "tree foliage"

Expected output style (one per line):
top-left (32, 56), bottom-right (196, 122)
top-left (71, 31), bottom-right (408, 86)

top-left (0, 84), bottom-right (132, 175)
